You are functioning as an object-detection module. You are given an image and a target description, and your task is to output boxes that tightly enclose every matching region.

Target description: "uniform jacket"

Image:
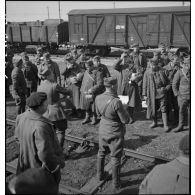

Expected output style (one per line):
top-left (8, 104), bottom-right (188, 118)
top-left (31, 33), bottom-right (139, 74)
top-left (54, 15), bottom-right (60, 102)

top-left (11, 67), bottom-right (27, 99)
top-left (95, 91), bottom-right (129, 138)
top-left (38, 80), bottom-right (69, 121)
top-left (22, 62), bottom-right (38, 88)
top-left (15, 109), bottom-right (64, 174)
top-left (142, 67), bottom-right (170, 119)
top-left (39, 60), bottom-right (61, 86)
top-left (139, 156), bottom-right (189, 194)
top-left (172, 69), bottom-right (190, 100)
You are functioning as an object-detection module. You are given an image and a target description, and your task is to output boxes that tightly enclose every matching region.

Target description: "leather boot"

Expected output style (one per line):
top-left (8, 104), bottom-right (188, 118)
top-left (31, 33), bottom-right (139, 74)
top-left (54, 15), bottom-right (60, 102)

top-left (150, 116), bottom-right (157, 128)
top-left (82, 111), bottom-right (90, 124)
top-left (127, 107), bottom-right (135, 124)
top-left (57, 132), bottom-right (65, 148)
top-left (162, 112), bottom-right (170, 132)
top-left (112, 165), bottom-right (121, 190)
top-left (97, 157), bottom-right (105, 181)
top-left (91, 114), bottom-right (98, 125)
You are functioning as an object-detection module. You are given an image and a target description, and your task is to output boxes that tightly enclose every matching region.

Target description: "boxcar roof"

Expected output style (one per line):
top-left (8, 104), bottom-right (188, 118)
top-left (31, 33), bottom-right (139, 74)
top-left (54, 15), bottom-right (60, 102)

top-left (68, 6), bottom-right (190, 15)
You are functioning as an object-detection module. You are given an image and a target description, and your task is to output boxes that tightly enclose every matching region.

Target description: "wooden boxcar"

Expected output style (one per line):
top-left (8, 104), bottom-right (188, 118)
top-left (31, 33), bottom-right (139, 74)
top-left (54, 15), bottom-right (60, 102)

top-left (6, 19), bottom-right (69, 49)
top-left (68, 6), bottom-right (190, 55)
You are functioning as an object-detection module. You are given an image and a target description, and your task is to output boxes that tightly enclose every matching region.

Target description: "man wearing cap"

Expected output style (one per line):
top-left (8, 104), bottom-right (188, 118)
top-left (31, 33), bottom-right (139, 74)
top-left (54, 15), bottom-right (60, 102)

top-left (142, 59), bottom-right (170, 131)
top-left (11, 59), bottom-right (27, 115)
top-left (93, 55), bottom-right (110, 78)
top-left (172, 57), bottom-right (190, 132)
top-left (130, 43), bottom-right (147, 98)
top-left (113, 51), bottom-right (141, 123)
top-left (35, 47), bottom-right (43, 67)
top-left (95, 77), bottom-right (129, 191)
top-left (38, 68), bottom-right (70, 148)
top-left (80, 60), bottom-right (105, 125)
top-left (21, 53), bottom-right (38, 97)
top-left (38, 52), bottom-right (61, 86)
top-left (76, 48), bottom-right (90, 69)
top-left (15, 92), bottom-right (65, 184)
top-left (139, 133), bottom-right (189, 194)
top-left (152, 51), bottom-right (165, 67)
top-left (163, 54), bottom-right (181, 125)
top-left (62, 54), bottom-right (85, 117)
top-left (159, 43), bottom-right (170, 66)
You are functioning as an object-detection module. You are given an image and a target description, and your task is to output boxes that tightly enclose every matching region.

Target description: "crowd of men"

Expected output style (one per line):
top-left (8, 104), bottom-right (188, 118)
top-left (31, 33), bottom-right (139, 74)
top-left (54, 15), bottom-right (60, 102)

top-left (5, 43), bottom-right (190, 194)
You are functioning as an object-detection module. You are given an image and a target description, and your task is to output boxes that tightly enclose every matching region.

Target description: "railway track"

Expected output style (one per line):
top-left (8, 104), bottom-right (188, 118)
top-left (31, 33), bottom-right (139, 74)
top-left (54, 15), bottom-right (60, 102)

top-left (6, 117), bottom-right (170, 194)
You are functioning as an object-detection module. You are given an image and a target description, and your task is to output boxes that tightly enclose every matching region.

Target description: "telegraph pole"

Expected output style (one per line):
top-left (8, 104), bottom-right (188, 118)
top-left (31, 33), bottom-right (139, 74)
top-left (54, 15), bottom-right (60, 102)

top-left (58, 1), bottom-right (61, 23)
top-left (47, 6), bottom-right (50, 19)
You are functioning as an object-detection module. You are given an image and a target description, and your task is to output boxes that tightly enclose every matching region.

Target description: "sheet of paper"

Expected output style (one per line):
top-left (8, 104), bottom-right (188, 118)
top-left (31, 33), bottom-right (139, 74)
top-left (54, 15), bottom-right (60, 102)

top-left (118, 95), bottom-right (129, 105)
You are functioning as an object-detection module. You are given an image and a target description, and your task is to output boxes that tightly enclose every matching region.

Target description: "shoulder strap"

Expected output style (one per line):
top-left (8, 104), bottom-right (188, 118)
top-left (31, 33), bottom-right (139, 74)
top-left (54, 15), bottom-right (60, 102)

top-left (102, 96), bottom-right (115, 117)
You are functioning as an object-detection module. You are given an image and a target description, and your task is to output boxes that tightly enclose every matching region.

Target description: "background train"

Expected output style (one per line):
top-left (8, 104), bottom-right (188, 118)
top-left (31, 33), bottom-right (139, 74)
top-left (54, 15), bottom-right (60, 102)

top-left (6, 6), bottom-right (190, 55)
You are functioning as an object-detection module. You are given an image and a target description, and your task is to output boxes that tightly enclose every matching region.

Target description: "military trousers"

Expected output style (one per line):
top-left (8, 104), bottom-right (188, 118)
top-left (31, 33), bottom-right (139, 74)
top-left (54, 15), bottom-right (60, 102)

top-left (98, 135), bottom-right (124, 167)
top-left (15, 96), bottom-right (26, 115)
top-left (177, 96), bottom-right (190, 127)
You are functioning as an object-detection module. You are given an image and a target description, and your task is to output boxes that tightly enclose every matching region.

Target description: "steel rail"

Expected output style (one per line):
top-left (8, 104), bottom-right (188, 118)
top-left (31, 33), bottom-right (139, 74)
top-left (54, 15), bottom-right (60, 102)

top-left (6, 118), bottom-right (170, 164)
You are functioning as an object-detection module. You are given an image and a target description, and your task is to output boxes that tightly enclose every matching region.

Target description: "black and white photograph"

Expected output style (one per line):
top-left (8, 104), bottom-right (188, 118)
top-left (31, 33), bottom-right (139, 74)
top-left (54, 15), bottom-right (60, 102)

top-left (5, 1), bottom-right (190, 194)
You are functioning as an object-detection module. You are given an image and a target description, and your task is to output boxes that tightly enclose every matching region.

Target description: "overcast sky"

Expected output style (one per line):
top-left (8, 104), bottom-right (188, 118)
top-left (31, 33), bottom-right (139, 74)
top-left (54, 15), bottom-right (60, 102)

top-left (6, 1), bottom-right (190, 22)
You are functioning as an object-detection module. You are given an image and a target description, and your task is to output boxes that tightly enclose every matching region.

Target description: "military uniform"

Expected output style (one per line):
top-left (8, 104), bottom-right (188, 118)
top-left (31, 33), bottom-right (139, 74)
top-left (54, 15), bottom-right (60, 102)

top-left (38, 79), bottom-right (70, 147)
top-left (143, 61), bottom-right (170, 130)
top-left (172, 64), bottom-right (190, 131)
top-left (11, 62), bottom-right (27, 115)
top-left (15, 109), bottom-right (64, 182)
top-left (95, 77), bottom-right (129, 189)
top-left (160, 51), bottom-right (170, 66)
top-left (22, 61), bottom-right (38, 97)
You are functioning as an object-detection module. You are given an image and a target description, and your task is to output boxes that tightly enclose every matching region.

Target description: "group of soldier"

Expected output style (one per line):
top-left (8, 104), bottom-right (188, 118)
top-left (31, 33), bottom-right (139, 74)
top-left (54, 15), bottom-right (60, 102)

top-left (5, 42), bottom-right (190, 194)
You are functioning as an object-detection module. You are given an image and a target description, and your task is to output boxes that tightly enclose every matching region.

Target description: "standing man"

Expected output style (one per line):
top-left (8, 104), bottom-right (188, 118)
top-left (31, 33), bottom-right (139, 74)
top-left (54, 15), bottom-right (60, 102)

top-left (163, 54), bottom-right (181, 125)
top-left (130, 43), bottom-right (147, 98)
top-left (142, 59), bottom-right (170, 131)
top-left (95, 77), bottom-right (129, 191)
top-left (15, 92), bottom-right (65, 185)
top-left (172, 57), bottom-right (190, 132)
top-left (38, 52), bottom-right (61, 86)
top-left (159, 43), bottom-right (170, 67)
top-left (34, 47), bottom-right (43, 67)
top-left (11, 59), bottom-right (27, 115)
top-left (21, 53), bottom-right (38, 97)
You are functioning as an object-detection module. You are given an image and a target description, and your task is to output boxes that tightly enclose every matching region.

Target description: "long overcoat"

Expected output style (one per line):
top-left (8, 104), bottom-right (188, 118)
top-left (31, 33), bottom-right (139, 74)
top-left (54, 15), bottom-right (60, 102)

top-left (15, 110), bottom-right (64, 175)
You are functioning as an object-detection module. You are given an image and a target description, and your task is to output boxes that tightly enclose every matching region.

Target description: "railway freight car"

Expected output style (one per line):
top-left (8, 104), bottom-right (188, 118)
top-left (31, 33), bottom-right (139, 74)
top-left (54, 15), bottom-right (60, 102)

top-left (68, 6), bottom-right (190, 55)
top-left (6, 19), bottom-right (69, 52)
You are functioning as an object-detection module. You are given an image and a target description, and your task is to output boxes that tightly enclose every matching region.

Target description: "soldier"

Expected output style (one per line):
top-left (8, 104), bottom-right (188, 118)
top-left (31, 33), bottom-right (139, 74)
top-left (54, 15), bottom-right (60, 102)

top-left (21, 53), bottom-right (38, 97)
top-left (163, 54), bottom-right (181, 125)
top-left (34, 47), bottom-right (43, 85)
top-left (93, 55), bottom-right (110, 78)
top-left (172, 57), bottom-right (190, 132)
top-left (139, 133), bottom-right (189, 194)
top-left (38, 68), bottom-right (70, 148)
top-left (15, 92), bottom-right (65, 184)
top-left (159, 43), bottom-right (170, 66)
top-left (11, 59), bottom-right (27, 115)
top-left (113, 51), bottom-right (141, 123)
top-left (76, 48), bottom-right (90, 69)
top-left (38, 52), bottom-right (61, 86)
top-left (5, 48), bottom-right (14, 97)
top-left (142, 59), bottom-right (170, 131)
top-left (130, 43), bottom-right (147, 98)
top-left (95, 77), bottom-right (129, 191)
top-left (80, 60), bottom-right (105, 125)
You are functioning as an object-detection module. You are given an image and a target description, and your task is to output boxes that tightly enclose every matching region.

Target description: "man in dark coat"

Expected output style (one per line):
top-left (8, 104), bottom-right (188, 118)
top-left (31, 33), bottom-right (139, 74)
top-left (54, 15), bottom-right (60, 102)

top-left (11, 59), bottom-right (27, 115)
top-left (95, 77), bottom-right (129, 191)
top-left (21, 53), bottom-right (38, 97)
top-left (113, 51), bottom-right (141, 123)
top-left (15, 92), bottom-right (65, 185)
top-left (172, 57), bottom-right (190, 132)
top-left (163, 54), bottom-right (181, 125)
top-left (130, 43), bottom-right (147, 98)
top-left (139, 133), bottom-right (189, 194)
top-left (142, 59), bottom-right (170, 131)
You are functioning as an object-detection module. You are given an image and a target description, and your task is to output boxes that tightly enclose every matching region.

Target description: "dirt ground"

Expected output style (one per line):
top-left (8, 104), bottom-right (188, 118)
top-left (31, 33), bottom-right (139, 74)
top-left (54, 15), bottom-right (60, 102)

top-left (6, 54), bottom-right (189, 194)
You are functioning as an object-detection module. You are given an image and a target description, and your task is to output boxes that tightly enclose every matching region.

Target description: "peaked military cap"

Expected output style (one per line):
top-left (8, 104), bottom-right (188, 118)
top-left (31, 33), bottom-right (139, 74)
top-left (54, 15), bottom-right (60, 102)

top-left (131, 43), bottom-right (139, 48)
top-left (43, 52), bottom-right (50, 59)
top-left (20, 52), bottom-right (27, 57)
top-left (93, 55), bottom-right (101, 61)
top-left (26, 92), bottom-right (47, 108)
top-left (8, 168), bottom-right (58, 194)
top-left (14, 59), bottom-right (23, 67)
top-left (179, 134), bottom-right (189, 155)
top-left (104, 77), bottom-right (117, 87)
